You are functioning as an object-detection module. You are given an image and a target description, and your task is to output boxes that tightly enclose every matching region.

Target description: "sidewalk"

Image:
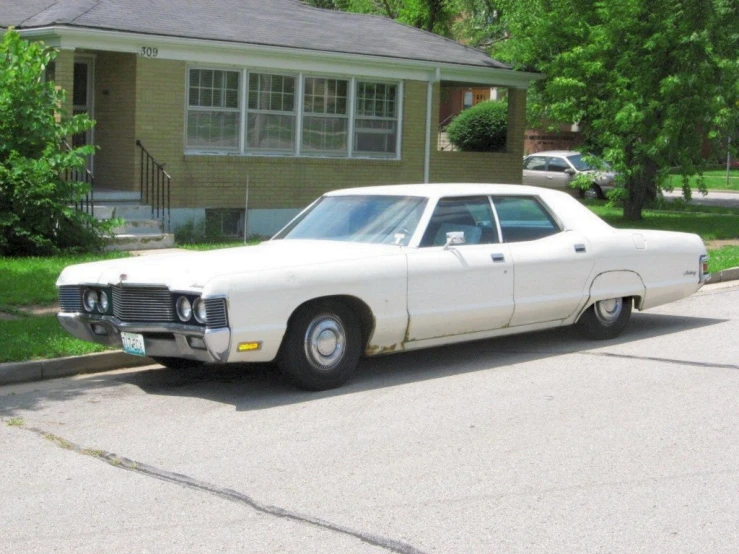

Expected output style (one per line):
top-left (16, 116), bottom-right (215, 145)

top-left (2, 275), bottom-right (738, 387)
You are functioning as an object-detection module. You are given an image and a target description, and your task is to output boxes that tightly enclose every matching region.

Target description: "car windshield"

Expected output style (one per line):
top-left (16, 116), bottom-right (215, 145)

top-left (567, 154), bottom-right (611, 172)
top-left (274, 195), bottom-right (428, 245)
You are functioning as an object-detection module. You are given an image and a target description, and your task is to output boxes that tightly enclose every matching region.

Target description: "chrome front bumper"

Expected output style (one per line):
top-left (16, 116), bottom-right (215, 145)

top-left (57, 312), bottom-right (231, 363)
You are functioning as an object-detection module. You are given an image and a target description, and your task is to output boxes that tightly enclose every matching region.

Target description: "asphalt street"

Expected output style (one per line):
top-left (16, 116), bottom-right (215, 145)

top-left (663, 188), bottom-right (739, 208)
top-left (1, 282), bottom-right (738, 553)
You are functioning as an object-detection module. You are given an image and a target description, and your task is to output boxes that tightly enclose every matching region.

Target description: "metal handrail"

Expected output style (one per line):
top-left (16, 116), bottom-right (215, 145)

top-left (62, 140), bottom-right (94, 216)
top-left (136, 140), bottom-right (171, 233)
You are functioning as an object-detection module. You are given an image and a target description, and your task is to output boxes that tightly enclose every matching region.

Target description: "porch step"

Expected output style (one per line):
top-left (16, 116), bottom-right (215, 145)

top-left (106, 232), bottom-right (175, 252)
top-left (93, 190), bottom-right (174, 251)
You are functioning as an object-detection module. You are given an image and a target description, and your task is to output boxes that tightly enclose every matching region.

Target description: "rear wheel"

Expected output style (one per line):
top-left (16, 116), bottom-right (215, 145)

top-left (150, 356), bottom-right (205, 370)
top-left (278, 300), bottom-right (362, 391)
top-left (576, 297), bottom-right (632, 340)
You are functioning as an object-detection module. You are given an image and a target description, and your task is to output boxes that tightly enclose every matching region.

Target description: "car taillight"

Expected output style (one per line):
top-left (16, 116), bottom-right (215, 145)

top-left (700, 254), bottom-right (709, 283)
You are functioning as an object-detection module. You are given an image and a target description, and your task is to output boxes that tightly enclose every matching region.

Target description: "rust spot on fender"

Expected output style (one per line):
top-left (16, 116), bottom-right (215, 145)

top-left (365, 343), bottom-right (402, 356)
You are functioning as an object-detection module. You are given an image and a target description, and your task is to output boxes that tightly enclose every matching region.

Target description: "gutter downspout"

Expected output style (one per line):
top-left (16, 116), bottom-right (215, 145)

top-left (424, 68), bottom-right (441, 184)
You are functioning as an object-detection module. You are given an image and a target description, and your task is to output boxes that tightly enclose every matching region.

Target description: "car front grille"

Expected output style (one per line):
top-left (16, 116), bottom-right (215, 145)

top-left (58, 285), bottom-right (229, 328)
top-left (58, 286), bottom-right (82, 313)
top-left (112, 286), bottom-right (175, 322)
top-left (204, 298), bottom-right (228, 328)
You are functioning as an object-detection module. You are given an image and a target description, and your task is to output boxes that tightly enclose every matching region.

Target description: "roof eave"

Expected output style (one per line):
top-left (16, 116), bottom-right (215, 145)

top-left (18, 25), bottom-right (543, 87)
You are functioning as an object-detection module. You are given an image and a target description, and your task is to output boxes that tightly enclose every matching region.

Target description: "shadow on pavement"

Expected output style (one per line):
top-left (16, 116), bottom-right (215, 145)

top-left (0, 312), bottom-right (729, 416)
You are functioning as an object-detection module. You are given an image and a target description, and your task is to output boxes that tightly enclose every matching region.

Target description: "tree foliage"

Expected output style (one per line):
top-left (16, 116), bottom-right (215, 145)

top-left (446, 100), bottom-right (508, 152)
top-left (302, 0), bottom-right (461, 36)
top-left (492, 0), bottom-right (739, 219)
top-left (0, 29), bottom-right (111, 256)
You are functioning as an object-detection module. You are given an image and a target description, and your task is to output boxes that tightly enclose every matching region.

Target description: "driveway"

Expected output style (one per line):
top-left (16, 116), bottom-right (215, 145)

top-left (663, 189), bottom-right (739, 209)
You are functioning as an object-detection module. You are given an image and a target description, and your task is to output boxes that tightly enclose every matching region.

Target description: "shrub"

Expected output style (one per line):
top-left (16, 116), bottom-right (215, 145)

top-left (0, 29), bottom-right (113, 256)
top-left (446, 100), bottom-right (508, 152)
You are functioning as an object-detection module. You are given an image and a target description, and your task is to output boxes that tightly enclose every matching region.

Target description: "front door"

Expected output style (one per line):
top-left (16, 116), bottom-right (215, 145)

top-left (406, 196), bottom-right (515, 342)
top-left (72, 57), bottom-right (95, 174)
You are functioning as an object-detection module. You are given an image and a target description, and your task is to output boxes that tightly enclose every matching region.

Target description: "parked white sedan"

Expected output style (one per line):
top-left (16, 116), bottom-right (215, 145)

top-left (57, 184), bottom-right (709, 390)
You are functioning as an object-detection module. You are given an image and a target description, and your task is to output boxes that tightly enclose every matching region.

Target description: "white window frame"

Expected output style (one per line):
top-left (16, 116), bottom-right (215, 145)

top-left (186, 67), bottom-right (242, 152)
top-left (245, 71), bottom-right (298, 154)
top-left (184, 66), bottom-right (402, 160)
top-left (353, 80), bottom-right (401, 159)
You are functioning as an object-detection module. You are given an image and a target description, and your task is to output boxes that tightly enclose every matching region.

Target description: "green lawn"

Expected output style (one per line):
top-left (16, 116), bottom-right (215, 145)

top-left (588, 203), bottom-right (739, 241)
top-left (0, 315), bottom-right (108, 363)
top-left (667, 169), bottom-right (739, 192)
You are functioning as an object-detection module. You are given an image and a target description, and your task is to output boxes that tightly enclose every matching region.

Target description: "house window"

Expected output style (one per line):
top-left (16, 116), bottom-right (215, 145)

top-left (185, 68), bottom-right (400, 159)
top-left (354, 82), bottom-right (398, 157)
top-left (302, 77), bottom-right (349, 155)
top-left (247, 73), bottom-right (296, 152)
top-left (187, 69), bottom-right (241, 150)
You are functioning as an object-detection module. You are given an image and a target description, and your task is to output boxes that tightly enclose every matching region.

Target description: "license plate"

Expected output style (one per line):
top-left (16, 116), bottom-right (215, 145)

top-left (121, 332), bottom-right (146, 357)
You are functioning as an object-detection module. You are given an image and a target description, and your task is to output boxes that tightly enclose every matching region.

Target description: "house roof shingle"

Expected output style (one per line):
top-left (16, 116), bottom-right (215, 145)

top-left (1, 0), bottom-right (511, 70)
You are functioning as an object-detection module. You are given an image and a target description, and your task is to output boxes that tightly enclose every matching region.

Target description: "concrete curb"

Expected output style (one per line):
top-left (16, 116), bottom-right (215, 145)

top-left (1, 270), bottom-right (738, 387)
top-left (0, 351), bottom-right (152, 386)
top-left (707, 267), bottom-right (739, 284)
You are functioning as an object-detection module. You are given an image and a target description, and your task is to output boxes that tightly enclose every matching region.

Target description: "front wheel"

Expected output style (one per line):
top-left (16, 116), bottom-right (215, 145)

top-left (278, 300), bottom-right (362, 391)
top-left (576, 297), bottom-right (632, 340)
top-left (579, 184), bottom-right (604, 200)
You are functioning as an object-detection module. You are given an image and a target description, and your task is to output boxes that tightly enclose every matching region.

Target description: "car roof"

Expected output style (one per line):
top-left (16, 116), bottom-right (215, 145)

top-left (324, 183), bottom-right (572, 200)
top-left (525, 151), bottom-right (581, 158)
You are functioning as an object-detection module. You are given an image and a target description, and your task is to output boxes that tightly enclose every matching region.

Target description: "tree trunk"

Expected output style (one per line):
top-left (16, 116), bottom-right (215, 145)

top-left (623, 159), bottom-right (658, 221)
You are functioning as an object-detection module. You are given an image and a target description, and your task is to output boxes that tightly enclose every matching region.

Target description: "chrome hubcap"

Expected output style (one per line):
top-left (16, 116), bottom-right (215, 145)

top-left (304, 315), bottom-right (346, 370)
top-left (594, 298), bottom-right (623, 326)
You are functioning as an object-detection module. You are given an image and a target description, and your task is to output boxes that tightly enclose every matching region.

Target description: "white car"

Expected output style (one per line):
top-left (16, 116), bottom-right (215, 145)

top-left (523, 150), bottom-right (619, 199)
top-left (57, 184), bottom-right (709, 390)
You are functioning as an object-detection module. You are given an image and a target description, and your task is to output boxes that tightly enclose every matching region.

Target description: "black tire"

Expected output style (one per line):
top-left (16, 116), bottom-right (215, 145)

top-left (150, 356), bottom-right (205, 370)
top-left (579, 184), bottom-right (604, 200)
top-left (278, 300), bottom-right (362, 391)
top-left (576, 297), bottom-right (632, 340)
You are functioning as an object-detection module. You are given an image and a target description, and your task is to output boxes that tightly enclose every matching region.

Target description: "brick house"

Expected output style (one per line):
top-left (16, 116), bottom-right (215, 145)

top-left (1, 0), bottom-right (541, 236)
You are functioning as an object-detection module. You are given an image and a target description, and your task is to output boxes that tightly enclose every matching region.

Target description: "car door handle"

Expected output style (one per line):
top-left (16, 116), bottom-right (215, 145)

top-left (574, 244), bottom-right (587, 253)
top-left (491, 253), bottom-right (506, 262)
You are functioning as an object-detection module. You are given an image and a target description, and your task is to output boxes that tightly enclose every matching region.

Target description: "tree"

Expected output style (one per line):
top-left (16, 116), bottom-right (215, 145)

top-left (492, 0), bottom-right (739, 219)
top-left (0, 29), bottom-right (111, 255)
top-left (301, 0), bottom-right (461, 36)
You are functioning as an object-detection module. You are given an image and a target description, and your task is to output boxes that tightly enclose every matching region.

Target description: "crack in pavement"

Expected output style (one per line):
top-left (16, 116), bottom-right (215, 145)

top-left (21, 425), bottom-right (428, 554)
top-left (586, 351), bottom-right (739, 370)
top-left (489, 349), bottom-right (738, 371)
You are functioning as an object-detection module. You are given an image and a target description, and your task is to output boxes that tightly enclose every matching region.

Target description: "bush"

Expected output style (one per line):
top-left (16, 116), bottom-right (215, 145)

top-left (0, 29), bottom-right (113, 256)
top-left (446, 100), bottom-right (508, 152)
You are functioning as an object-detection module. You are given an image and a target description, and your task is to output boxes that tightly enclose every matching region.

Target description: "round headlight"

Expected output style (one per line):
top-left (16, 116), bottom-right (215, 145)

top-left (176, 296), bottom-right (192, 322)
top-left (83, 289), bottom-right (98, 312)
top-left (98, 291), bottom-right (110, 312)
top-left (193, 297), bottom-right (207, 324)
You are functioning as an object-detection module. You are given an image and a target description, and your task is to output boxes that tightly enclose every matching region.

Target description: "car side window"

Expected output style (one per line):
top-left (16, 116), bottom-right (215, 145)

top-left (546, 157), bottom-right (570, 173)
top-left (492, 196), bottom-right (561, 243)
top-left (420, 196), bottom-right (499, 247)
top-left (523, 156), bottom-right (547, 171)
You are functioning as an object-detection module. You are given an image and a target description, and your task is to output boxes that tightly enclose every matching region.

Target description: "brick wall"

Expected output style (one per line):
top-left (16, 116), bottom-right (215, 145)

top-left (126, 58), bottom-right (530, 210)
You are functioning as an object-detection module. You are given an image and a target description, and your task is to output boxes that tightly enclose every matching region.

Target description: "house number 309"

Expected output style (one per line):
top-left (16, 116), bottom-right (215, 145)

top-left (139, 47), bottom-right (159, 58)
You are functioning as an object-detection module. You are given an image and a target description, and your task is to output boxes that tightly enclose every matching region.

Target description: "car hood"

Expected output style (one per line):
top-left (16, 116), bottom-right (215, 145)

top-left (56, 240), bottom-right (405, 290)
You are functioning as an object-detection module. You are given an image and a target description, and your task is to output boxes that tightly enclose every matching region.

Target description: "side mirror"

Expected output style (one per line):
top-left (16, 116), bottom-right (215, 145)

top-left (444, 231), bottom-right (465, 249)
top-left (564, 168), bottom-right (576, 176)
